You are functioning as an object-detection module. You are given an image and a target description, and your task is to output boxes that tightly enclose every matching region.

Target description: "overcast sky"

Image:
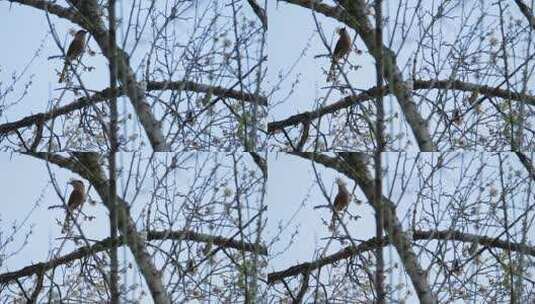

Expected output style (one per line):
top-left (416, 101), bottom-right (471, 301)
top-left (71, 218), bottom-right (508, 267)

top-left (2, 0), bottom-right (535, 303)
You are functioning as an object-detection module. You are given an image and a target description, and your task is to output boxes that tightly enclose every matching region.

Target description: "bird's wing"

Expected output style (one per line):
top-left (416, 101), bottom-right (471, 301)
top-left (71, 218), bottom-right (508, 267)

top-left (333, 191), bottom-right (348, 211)
top-left (66, 39), bottom-right (84, 60)
top-left (67, 190), bottom-right (84, 210)
top-left (332, 38), bottom-right (345, 60)
top-left (333, 34), bottom-right (350, 59)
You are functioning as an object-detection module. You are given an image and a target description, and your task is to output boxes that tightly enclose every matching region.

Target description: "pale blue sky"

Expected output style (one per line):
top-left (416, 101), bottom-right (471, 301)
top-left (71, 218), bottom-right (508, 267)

top-left (0, 152), bottom-right (265, 302)
top-left (1, 152), bottom-right (535, 302)
top-left (2, 0), bottom-right (535, 302)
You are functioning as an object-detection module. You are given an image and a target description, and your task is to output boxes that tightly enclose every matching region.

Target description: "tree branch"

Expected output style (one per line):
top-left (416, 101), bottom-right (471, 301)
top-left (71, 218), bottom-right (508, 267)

top-left (268, 79), bottom-right (535, 133)
top-left (26, 152), bottom-right (171, 304)
top-left (248, 152), bottom-right (267, 177)
top-left (0, 80), bottom-right (266, 137)
top-left (246, 0), bottom-right (267, 31)
top-left (514, 0), bottom-right (535, 31)
top-left (515, 152), bottom-right (535, 181)
top-left (7, 0), bottom-right (168, 150)
top-left (0, 229), bottom-right (268, 285)
top-left (268, 229), bottom-right (535, 284)
top-left (281, 0), bottom-right (435, 150)
top-left (290, 152), bottom-right (437, 304)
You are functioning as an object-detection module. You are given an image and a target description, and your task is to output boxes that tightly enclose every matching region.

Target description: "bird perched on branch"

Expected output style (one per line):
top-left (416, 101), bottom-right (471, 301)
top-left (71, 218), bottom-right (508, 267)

top-left (61, 180), bottom-right (86, 234)
top-left (58, 30), bottom-right (88, 83)
top-left (451, 109), bottom-right (462, 126)
top-left (329, 178), bottom-right (350, 231)
top-left (327, 27), bottom-right (352, 82)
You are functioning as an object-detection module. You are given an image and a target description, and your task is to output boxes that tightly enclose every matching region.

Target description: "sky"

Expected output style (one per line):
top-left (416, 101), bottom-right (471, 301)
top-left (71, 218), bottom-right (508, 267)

top-left (1, 151), bottom-right (535, 302)
top-left (268, 152), bottom-right (535, 302)
top-left (1, 0), bottom-right (535, 303)
top-left (268, 0), bottom-right (376, 117)
top-left (0, 0), bottom-right (266, 151)
top-left (268, 0), bottom-right (535, 151)
top-left (0, 151), bottom-right (383, 301)
top-left (268, 0), bottom-right (406, 151)
top-left (0, 1), bottom-right (109, 112)
top-left (0, 152), bottom-right (265, 302)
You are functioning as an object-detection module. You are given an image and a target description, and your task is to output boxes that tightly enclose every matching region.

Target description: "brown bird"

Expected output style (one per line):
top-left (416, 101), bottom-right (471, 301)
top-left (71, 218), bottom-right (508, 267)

top-left (329, 178), bottom-right (350, 231)
top-left (451, 109), bottom-right (462, 126)
top-left (450, 259), bottom-right (463, 275)
top-left (58, 30), bottom-right (88, 83)
top-left (61, 180), bottom-right (86, 234)
top-left (327, 27), bottom-right (352, 82)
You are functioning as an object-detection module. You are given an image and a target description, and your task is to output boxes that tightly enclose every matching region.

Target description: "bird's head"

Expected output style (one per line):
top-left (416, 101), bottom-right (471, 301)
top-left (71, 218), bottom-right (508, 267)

top-left (337, 27), bottom-right (347, 35)
top-left (75, 30), bottom-right (88, 39)
top-left (335, 177), bottom-right (346, 187)
top-left (69, 179), bottom-right (84, 188)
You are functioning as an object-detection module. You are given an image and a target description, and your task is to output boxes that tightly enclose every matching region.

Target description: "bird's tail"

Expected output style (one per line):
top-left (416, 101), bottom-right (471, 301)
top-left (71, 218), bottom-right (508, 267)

top-left (327, 60), bottom-right (337, 82)
top-left (58, 61), bottom-right (69, 83)
top-left (329, 212), bottom-right (337, 231)
top-left (61, 213), bottom-right (70, 234)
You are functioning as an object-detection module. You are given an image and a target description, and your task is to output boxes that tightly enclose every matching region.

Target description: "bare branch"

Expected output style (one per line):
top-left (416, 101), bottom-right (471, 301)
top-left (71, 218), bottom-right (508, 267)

top-left (0, 80), bottom-right (266, 137)
top-left (268, 79), bottom-right (535, 134)
top-left (26, 152), bottom-right (171, 304)
top-left (0, 229), bottom-right (268, 285)
top-left (281, 0), bottom-right (435, 150)
top-left (246, 0), bottom-right (267, 31)
top-left (268, 229), bottom-right (535, 284)
top-left (290, 152), bottom-right (437, 304)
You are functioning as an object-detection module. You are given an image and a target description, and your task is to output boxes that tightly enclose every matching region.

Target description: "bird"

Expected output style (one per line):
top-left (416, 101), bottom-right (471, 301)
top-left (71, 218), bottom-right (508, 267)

top-left (58, 30), bottom-right (88, 83)
top-left (451, 109), bottom-right (462, 125)
top-left (327, 27), bottom-right (352, 82)
top-left (329, 178), bottom-right (350, 231)
top-left (450, 259), bottom-right (463, 275)
top-left (61, 180), bottom-right (86, 234)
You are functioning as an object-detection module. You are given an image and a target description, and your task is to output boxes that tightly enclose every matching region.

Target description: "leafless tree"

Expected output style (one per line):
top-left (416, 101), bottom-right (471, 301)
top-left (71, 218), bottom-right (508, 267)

top-left (3, 0), bottom-right (535, 303)
top-left (0, 0), bottom-right (267, 152)
top-left (268, 152), bottom-right (535, 303)
top-left (268, 0), bottom-right (535, 151)
top-left (0, 152), bottom-right (267, 303)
